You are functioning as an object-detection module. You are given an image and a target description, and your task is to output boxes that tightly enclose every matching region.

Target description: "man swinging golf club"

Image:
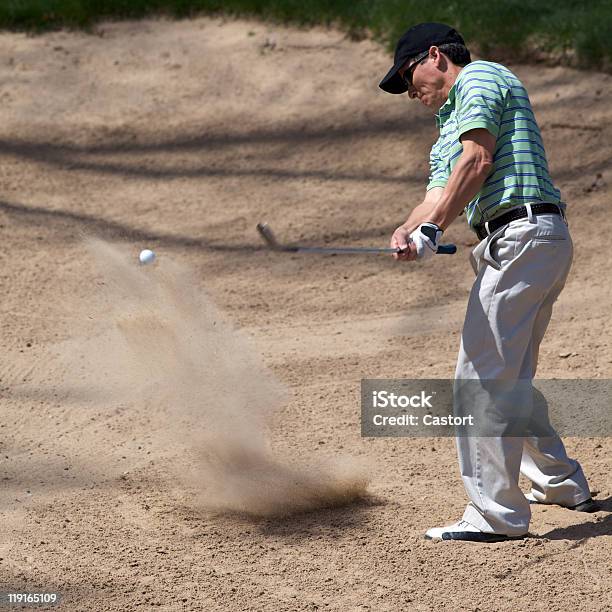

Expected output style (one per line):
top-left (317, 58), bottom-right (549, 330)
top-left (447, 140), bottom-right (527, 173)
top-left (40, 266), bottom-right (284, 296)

top-left (379, 22), bottom-right (598, 542)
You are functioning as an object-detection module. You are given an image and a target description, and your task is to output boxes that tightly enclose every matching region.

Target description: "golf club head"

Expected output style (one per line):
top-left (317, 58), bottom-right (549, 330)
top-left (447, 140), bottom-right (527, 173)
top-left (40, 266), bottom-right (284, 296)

top-left (256, 223), bottom-right (281, 250)
top-left (257, 223), bottom-right (299, 252)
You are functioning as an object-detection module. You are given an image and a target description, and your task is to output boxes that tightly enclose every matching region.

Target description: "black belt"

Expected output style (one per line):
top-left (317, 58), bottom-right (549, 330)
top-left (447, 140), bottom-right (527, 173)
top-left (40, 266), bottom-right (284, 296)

top-left (474, 203), bottom-right (564, 240)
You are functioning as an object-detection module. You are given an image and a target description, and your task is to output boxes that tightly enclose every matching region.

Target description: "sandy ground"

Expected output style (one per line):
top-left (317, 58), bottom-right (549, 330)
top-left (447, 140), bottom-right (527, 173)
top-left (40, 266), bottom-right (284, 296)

top-left (1, 16), bottom-right (611, 611)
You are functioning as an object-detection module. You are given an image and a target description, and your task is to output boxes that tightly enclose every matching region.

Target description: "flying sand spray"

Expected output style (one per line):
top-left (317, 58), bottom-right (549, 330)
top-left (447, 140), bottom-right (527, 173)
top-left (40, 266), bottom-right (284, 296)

top-left (81, 239), bottom-right (369, 517)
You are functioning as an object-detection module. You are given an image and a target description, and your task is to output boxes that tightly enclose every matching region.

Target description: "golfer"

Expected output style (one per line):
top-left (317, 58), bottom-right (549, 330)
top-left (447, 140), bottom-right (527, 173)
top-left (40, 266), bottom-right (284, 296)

top-left (379, 23), bottom-right (598, 542)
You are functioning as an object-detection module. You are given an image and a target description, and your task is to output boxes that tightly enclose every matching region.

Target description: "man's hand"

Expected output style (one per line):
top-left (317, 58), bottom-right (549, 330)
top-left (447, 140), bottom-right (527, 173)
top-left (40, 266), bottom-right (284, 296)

top-left (409, 222), bottom-right (443, 260)
top-left (391, 222), bottom-right (443, 261)
top-left (391, 225), bottom-right (418, 261)
top-left (390, 187), bottom-right (445, 261)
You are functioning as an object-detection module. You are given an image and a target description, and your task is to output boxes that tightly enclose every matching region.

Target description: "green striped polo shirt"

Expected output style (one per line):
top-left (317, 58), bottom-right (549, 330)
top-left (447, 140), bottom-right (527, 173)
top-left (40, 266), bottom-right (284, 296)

top-left (427, 60), bottom-right (562, 228)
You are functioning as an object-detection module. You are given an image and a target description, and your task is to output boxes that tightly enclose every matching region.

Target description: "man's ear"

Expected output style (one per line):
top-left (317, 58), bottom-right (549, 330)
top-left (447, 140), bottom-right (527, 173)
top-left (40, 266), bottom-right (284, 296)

top-left (430, 46), bottom-right (445, 69)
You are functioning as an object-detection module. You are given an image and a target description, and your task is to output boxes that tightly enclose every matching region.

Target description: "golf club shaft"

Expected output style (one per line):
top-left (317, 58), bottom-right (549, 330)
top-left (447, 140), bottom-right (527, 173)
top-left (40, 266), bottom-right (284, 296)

top-left (256, 223), bottom-right (457, 255)
top-left (288, 245), bottom-right (457, 255)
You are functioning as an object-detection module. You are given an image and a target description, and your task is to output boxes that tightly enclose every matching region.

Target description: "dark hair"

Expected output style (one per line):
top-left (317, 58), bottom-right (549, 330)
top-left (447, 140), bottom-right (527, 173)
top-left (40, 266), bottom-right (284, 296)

top-left (437, 42), bottom-right (472, 66)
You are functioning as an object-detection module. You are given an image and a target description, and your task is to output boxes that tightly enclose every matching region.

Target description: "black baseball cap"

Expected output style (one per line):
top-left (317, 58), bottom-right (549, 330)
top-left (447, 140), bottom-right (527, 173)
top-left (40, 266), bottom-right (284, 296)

top-left (379, 22), bottom-right (466, 94)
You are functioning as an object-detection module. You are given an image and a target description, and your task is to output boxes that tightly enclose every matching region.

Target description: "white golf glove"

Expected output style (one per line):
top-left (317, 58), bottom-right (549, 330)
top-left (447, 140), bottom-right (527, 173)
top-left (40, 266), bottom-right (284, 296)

top-left (409, 222), bottom-right (443, 260)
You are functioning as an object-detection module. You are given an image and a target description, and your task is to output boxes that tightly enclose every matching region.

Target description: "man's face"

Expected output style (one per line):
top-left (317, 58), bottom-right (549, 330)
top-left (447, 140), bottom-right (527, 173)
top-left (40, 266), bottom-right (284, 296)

top-left (400, 47), bottom-right (448, 112)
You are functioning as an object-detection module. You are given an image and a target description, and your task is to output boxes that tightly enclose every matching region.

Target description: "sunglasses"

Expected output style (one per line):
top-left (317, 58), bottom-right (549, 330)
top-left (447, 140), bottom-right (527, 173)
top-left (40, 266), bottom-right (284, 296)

top-left (401, 50), bottom-right (430, 87)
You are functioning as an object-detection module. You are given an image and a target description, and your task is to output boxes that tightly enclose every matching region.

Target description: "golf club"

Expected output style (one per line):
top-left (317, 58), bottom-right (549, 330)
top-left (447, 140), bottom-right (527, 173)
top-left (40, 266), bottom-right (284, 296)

top-left (256, 223), bottom-right (457, 255)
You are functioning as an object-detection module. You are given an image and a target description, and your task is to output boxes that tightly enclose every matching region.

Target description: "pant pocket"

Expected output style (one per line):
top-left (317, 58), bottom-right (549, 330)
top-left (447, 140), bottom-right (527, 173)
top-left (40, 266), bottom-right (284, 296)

top-left (531, 235), bottom-right (568, 244)
top-left (486, 225), bottom-right (516, 270)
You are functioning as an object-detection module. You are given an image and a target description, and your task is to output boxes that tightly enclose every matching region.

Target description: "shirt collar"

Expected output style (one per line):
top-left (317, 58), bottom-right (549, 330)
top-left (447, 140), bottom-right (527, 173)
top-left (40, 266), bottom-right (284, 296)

top-left (435, 84), bottom-right (457, 127)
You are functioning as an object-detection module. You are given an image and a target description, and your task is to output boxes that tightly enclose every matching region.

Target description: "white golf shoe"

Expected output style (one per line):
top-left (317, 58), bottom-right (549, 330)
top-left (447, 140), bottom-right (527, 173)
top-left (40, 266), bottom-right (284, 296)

top-left (525, 492), bottom-right (599, 512)
top-left (425, 520), bottom-right (526, 542)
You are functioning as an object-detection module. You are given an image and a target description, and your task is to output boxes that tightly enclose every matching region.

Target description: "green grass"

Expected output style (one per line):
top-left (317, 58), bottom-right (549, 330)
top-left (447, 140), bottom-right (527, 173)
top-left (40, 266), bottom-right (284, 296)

top-left (1, 1), bottom-right (611, 70)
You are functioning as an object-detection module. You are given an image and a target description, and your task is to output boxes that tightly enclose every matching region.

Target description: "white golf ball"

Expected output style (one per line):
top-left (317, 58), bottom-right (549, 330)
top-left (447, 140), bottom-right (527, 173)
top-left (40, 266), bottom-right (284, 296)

top-left (139, 249), bottom-right (156, 265)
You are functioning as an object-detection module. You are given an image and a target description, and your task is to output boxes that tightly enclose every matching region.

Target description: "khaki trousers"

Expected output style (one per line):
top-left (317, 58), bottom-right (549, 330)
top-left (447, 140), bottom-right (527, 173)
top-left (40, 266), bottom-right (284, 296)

top-left (455, 212), bottom-right (591, 535)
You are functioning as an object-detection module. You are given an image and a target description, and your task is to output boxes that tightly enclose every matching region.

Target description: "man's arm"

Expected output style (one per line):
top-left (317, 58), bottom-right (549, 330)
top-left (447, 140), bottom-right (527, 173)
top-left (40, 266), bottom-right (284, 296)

top-left (401, 186), bottom-right (446, 234)
top-left (391, 128), bottom-right (496, 260)
top-left (427, 128), bottom-right (496, 230)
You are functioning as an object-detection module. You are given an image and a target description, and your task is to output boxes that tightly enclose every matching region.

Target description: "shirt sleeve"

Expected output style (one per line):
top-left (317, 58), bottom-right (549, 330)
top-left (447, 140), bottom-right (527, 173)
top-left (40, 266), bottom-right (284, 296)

top-left (427, 136), bottom-right (449, 190)
top-left (455, 70), bottom-right (510, 139)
